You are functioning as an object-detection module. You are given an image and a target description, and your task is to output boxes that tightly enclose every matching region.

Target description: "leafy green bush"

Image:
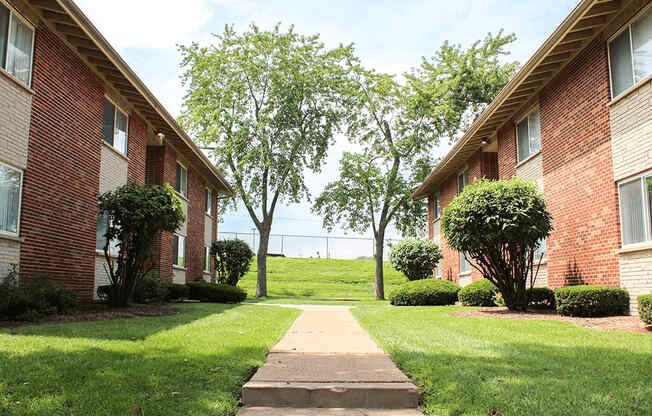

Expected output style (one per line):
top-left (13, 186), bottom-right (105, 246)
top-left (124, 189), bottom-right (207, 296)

top-left (555, 285), bottom-right (629, 317)
top-left (528, 287), bottom-right (555, 309)
top-left (163, 283), bottom-right (190, 302)
top-left (0, 268), bottom-right (76, 321)
top-left (211, 239), bottom-right (255, 286)
top-left (133, 275), bottom-right (167, 304)
top-left (389, 279), bottom-right (460, 306)
top-left (639, 295), bottom-right (652, 325)
top-left (493, 292), bottom-right (505, 307)
top-left (390, 239), bottom-right (443, 281)
top-left (458, 279), bottom-right (497, 306)
top-left (187, 281), bottom-right (247, 303)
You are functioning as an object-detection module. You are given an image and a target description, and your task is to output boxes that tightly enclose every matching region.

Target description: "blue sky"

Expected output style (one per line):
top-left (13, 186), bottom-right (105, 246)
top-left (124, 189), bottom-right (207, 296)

top-left (76, 0), bottom-right (577, 257)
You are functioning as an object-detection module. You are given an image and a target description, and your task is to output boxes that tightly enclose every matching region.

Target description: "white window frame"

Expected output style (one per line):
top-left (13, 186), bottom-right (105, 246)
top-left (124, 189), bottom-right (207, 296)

top-left (607, 3), bottom-right (652, 100)
top-left (205, 188), bottom-right (213, 215)
top-left (460, 251), bottom-right (471, 274)
top-left (0, 0), bottom-right (35, 87)
top-left (173, 234), bottom-right (186, 267)
top-left (175, 162), bottom-right (188, 198)
top-left (102, 96), bottom-right (129, 156)
top-left (515, 107), bottom-right (542, 164)
top-left (432, 193), bottom-right (440, 221)
top-left (204, 246), bottom-right (210, 272)
top-left (617, 170), bottom-right (652, 246)
top-left (457, 168), bottom-right (469, 195)
top-left (0, 160), bottom-right (23, 237)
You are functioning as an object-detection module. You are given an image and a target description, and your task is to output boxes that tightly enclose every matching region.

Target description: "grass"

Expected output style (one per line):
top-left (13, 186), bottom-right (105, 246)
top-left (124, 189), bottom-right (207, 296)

top-left (238, 257), bottom-right (406, 303)
top-left (353, 305), bottom-right (652, 416)
top-left (0, 303), bottom-right (300, 416)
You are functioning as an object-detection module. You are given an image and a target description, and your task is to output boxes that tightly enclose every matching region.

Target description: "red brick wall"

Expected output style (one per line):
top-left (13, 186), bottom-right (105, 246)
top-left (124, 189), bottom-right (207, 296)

top-left (438, 174), bottom-right (460, 281)
top-left (157, 144), bottom-right (177, 281)
top-left (128, 114), bottom-right (147, 183)
top-left (539, 38), bottom-right (620, 287)
top-left (211, 196), bottom-right (218, 283)
top-left (186, 167), bottom-right (206, 282)
top-left (497, 122), bottom-right (517, 180)
top-left (20, 24), bottom-right (104, 301)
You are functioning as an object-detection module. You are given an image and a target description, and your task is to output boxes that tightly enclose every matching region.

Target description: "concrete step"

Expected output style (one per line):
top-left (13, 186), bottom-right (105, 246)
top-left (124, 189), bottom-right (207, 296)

top-left (241, 381), bottom-right (420, 409)
top-left (238, 407), bottom-right (424, 415)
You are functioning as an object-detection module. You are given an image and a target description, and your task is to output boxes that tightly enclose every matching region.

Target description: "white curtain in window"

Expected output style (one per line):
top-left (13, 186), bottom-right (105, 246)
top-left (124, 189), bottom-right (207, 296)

top-left (0, 165), bottom-right (20, 234)
top-left (620, 179), bottom-right (645, 245)
top-left (528, 110), bottom-right (541, 154)
top-left (0, 5), bottom-right (9, 68)
top-left (647, 176), bottom-right (652, 236)
top-left (114, 110), bottom-right (128, 155)
top-left (632, 8), bottom-right (652, 82)
top-left (517, 118), bottom-right (529, 161)
top-left (6, 15), bottom-right (33, 84)
top-left (178, 236), bottom-right (186, 267)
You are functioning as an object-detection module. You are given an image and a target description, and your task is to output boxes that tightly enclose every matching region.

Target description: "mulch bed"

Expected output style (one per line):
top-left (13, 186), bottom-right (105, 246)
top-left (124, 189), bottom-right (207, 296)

top-left (0, 304), bottom-right (179, 330)
top-left (449, 307), bottom-right (652, 334)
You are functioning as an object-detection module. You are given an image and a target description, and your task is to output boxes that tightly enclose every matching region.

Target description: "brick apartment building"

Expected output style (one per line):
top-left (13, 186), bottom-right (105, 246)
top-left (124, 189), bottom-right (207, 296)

top-left (412, 0), bottom-right (652, 313)
top-left (0, 0), bottom-right (233, 302)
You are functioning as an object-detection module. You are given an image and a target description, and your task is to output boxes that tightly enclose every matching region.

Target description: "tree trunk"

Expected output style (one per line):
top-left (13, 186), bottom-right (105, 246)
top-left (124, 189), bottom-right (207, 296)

top-left (374, 229), bottom-right (385, 300)
top-left (256, 227), bottom-right (270, 297)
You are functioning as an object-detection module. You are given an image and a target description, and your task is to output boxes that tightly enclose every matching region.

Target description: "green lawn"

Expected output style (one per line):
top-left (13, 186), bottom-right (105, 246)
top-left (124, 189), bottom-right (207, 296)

top-left (239, 257), bottom-right (406, 303)
top-left (0, 304), bottom-right (300, 416)
top-left (353, 305), bottom-right (652, 416)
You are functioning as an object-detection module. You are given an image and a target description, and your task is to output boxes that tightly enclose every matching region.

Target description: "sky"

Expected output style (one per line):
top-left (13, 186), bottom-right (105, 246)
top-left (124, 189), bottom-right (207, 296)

top-left (76, 0), bottom-right (578, 258)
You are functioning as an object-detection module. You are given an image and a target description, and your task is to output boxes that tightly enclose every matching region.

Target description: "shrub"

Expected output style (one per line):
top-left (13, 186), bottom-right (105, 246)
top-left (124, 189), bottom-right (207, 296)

top-left (528, 287), bottom-right (555, 309)
top-left (211, 239), bottom-right (255, 286)
top-left (441, 178), bottom-right (552, 311)
top-left (389, 239), bottom-right (443, 281)
top-left (164, 283), bottom-right (190, 302)
top-left (133, 275), bottom-right (167, 304)
top-left (555, 285), bottom-right (629, 317)
top-left (493, 292), bottom-right (505, 307)
top-left (97, 285), bottom-right (113, 303)
top-left (389, 279), bottom-right (461, 306)
top-left (458, 279), bottom-right (497, 306)
top-left (0, 269), bottom-right (76, 321)
top-left (187, 281), bottom-right (247, 303)
top-left (639, 295), bottom-right (652, 325)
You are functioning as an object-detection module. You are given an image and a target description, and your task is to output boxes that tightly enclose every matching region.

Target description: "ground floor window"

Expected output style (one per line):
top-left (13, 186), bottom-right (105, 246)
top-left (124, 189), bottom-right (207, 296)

top-left (434, 261), bottom-right (441, 279)
top-left (0, 162), bottom-right (22, 235)
top-left (618, 172), bottom-right (652, 245)
top-left (204, 246), bottom-right (210, 272)
top-left (95, 213), bottom-right (120, 255)
top-left (173, 234), bottom-right (186, 267)
top-left (460, 251), bottom-right (471, 274)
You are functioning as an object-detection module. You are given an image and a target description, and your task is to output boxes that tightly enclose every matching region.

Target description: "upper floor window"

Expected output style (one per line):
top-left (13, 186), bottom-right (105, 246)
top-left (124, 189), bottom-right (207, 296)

top-left (175, 163), bottom-right (187, 197)
top-left (608, 6), bottom-right (652, 98)
top-left (0, 162), bottom-right (22, 236)
top-left (433, 194), bottom-right (440, 220)
top-left (205, 188), bottom-right (213, 215)
top-left (0, 2), bottom-right (34, 87)
top-left (457, 169), bottom-right (469, 195)
top-left (101, 98), bottom-right (128, 155)
top-left (516, 108), bottom-right (541, 162)
top-left (618, 171), bottom-right (652, 246)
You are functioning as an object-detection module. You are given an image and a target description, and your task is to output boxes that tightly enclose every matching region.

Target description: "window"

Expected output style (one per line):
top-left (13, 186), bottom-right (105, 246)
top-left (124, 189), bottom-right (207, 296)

top-left (460, 251), bottom-right (471, 274)
top-left (95, 212), bottom-right (120, 255)
top-left (434, 262), bottom-right (441, 279)
top-left (204, 247), bottom-right (210, 272)
top-left (433, 194), bottom-right (440, 220)
top-left (608, 6), bottom-right (652, 97)
top-left (175, 163), bottom-right (187, 197)
top-left (0, 2), bottom-right (34, 87)
top-left (173, 234), bottom-right (186, 267)
top-left (535, 238), bottom-right (547, 261)
top-left (101, 98), bottom-right (128, 155)
top-left (205, 189), bottom-right (212, 215)
top-left (0, 162), bottom-right (22, 235)
top-left (458, 169), bottom-right (469, 195)
top-left (516, 109), bottom-right (541, 162)
top-left (618, 172), bottom-right (652, 246)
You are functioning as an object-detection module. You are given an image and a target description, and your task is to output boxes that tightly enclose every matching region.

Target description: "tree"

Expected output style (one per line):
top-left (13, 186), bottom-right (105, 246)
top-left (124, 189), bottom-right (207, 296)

top-left (179, 24), bottom-right (353, 297)
top-left (390, 239), bottom-right (443, 281)
top-left (98, 183), bottom-right (185, 307)
top-left (313, 32), bottom-right (517, 300)
top-left (440, 178), bottom-right (552, 311)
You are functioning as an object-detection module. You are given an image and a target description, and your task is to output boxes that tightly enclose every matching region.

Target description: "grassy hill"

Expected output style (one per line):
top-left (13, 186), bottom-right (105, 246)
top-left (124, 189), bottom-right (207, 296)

top-left (238, 257), bottom-right (407, 303)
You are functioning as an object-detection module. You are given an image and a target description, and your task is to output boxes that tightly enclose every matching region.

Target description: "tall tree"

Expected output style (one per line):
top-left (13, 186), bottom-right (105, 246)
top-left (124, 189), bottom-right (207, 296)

top-left (179, 24), bottom-right (353, 297)
top-left (313, 32), bottom-right (517, 300)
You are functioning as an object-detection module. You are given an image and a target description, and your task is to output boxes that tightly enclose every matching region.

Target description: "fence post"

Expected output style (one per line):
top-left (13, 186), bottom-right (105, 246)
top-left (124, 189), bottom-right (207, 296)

top-left (281, 235), bottom-right (284, 255)
top-left (326, 237), bottom-right (329, 259)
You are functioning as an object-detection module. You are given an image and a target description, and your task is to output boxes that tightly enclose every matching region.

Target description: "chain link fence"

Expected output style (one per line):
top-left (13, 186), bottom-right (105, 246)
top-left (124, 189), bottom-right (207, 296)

top-left (218, 231), bottom-right (400, 260)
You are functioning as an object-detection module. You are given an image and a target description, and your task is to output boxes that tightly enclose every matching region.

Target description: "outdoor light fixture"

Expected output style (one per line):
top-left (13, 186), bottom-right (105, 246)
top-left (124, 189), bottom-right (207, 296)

top-left (480, 138), bottom-right (489, 145)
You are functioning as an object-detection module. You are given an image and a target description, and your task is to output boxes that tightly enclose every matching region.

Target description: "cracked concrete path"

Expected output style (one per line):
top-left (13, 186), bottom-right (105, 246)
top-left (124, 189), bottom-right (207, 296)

top-left (239, 305), bottom-right (423, 415)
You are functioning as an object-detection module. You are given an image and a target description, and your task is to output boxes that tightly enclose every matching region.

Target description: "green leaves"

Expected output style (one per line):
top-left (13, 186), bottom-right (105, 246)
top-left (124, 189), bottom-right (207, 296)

top-left (390, 239), bottom-right (443, 281)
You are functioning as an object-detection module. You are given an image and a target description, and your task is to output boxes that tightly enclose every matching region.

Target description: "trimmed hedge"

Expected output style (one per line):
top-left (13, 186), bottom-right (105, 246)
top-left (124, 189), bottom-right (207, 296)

top-left (1, 274), bottom-right (76, 321)
top-left (458, 279), bottom-right (497, 306)
top-left (390, 279), bottom-right (461, 306)
top-left (638, 294), bottom-right (652, 325)
top-left (164, 283), bottom-right (191, 302)
top-left (187, 281), bottom-right (247, 303)
top-left (555, 285), bottom-right (629, 317)
top-left (527, 287), bottom-right (555, 309)
top-left (133, 276), bottom-right (167, 304)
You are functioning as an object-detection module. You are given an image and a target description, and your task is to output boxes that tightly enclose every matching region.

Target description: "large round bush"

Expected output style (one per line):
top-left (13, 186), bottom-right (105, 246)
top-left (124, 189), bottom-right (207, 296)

top-left (554, 285), bottom-right (628, 317)
top-left (458, 279), bottom-right (497, 306)
top-left (390, 239), bottom-right (443, 281)
top-left (211, 239), bottom-right (255, 286)
top-left (639, 294), bottom-right (652, 325)
top-left (390, 279), bottom-right (461, 306)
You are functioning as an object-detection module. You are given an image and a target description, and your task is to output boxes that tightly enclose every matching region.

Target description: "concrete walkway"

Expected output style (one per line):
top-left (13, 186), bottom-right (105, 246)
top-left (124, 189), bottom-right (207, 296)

top-left (239, 305), bottom-right (422, 415)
